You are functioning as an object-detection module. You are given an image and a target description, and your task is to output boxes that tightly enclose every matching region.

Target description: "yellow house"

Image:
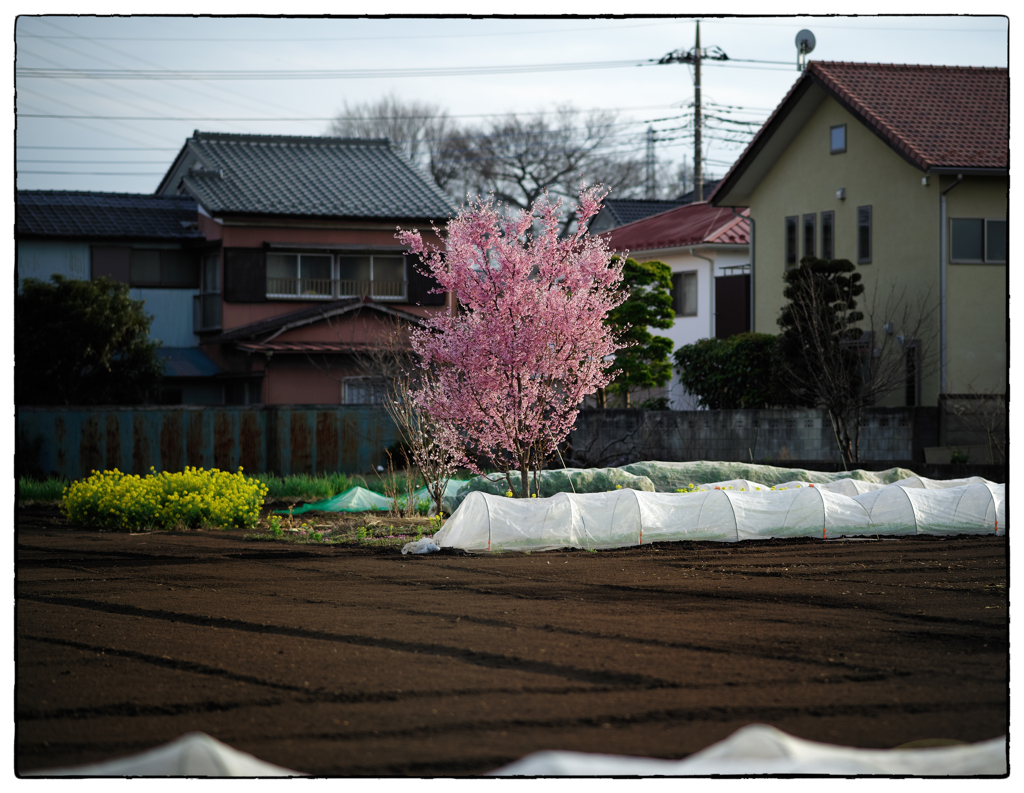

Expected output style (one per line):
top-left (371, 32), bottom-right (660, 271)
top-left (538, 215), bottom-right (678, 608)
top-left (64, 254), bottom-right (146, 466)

top-left (711, 62), bottom-right (1007, 413)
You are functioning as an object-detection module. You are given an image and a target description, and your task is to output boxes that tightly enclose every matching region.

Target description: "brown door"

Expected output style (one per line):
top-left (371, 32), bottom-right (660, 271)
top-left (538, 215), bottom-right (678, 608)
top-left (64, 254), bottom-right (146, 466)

top-left (714, 274), bottom-right (750, 338)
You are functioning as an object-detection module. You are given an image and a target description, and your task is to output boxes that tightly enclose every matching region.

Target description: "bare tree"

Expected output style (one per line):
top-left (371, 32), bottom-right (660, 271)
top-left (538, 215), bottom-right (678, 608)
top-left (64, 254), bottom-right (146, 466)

top-left (353, 321), bottom-right (461, 516)
top-left (455, 105), bottom-right (647, 234)
top-left (945, 385), bottom-right (1006, 464)
top-left (328, 93), bottom-right (464, 191)
top-left (778, 259), bottom-right (938, 464)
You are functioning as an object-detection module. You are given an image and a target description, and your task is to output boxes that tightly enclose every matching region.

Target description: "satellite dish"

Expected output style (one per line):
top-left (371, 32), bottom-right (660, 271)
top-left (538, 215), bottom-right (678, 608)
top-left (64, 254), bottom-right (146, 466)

top-left (795, 29), bottom-right (816, 54)
top-left (795, 29), bottom-right (816, 71)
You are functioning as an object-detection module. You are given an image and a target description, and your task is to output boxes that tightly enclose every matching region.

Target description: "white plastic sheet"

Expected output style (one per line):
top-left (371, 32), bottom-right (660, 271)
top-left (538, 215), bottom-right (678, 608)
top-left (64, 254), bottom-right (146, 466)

top-left (434, 480), bottom-right (1004, 553)
top-left (28, 732), bottom-right (301, 777)
top-left (490, 723), bottom-right (1007, 776)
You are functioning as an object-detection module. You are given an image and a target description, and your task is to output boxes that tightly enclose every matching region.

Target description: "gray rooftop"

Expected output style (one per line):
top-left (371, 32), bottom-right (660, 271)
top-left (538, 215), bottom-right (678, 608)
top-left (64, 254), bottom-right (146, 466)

top-left (159, 132), bottom-right (455, 221)
top-left (17, 191), bottom-right (203, 240)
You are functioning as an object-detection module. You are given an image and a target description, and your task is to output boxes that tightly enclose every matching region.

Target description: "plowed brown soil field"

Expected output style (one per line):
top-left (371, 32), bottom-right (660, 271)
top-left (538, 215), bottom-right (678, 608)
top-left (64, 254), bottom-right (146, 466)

top-left (16, 505), bottom-right (1008, 776)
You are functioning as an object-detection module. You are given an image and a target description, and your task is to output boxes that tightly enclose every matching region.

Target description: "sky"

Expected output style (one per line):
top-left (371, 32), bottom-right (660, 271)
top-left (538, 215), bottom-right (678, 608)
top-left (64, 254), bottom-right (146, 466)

top-left (12, 9), bottom-right (1010, 197)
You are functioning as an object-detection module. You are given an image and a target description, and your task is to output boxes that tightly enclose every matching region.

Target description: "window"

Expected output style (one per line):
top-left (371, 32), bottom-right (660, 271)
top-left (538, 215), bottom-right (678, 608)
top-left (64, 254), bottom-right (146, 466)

top-left (803, 213), bottom-right (816, 260)
top-left (821, 211), bottom-right (835, 260)
top-left (194, 251), bottom-right (222, 332)
top-left (343, 377), bottom-right (388, 405)
top-left (904, 341), bottom-right (920, 407)
top-left (671, 271), bottom-right (697, 317)
top-left (266, 253), bottom-right (333, 297)
top-left (128, 248), bottom-right (199, 287)
top-left (336, 254), bottom-right (407, 299)
top-left (951, 218), bottom-right (1006, 263)
top-left (857, 206), bottom-right (872, 264)
top-left (785, 216), bottom-right (798, 268)
top-left (830, 124), bottom-right (847, 154)
top-left (264, 252), bottom-right (408, 300)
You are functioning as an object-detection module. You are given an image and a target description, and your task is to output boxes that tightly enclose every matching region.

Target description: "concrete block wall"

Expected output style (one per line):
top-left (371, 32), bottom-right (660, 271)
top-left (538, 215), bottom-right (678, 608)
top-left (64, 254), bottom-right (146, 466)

top-left (568, 408), bottom-right (920, 467)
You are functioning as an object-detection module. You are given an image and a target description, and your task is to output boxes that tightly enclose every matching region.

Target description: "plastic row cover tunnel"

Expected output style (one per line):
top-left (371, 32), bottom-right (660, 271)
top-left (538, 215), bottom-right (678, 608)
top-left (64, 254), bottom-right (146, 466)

top-left (433, 482), bottom-right (1005, 553)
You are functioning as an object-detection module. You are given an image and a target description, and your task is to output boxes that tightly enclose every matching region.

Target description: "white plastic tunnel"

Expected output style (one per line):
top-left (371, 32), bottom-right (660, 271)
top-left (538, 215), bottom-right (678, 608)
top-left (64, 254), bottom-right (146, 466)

top-left (852, 482), bottom-right (1004, 536)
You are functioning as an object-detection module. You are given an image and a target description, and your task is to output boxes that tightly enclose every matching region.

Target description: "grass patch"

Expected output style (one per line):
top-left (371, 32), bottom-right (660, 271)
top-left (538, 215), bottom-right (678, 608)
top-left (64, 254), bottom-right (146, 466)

top-left (18, 476), bottom-right (70, 503)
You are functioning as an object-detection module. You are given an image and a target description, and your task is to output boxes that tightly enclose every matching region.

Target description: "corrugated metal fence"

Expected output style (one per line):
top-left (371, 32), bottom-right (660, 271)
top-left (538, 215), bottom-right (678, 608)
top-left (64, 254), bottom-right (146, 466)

top-left (17, 406), bottom-right (401, 480)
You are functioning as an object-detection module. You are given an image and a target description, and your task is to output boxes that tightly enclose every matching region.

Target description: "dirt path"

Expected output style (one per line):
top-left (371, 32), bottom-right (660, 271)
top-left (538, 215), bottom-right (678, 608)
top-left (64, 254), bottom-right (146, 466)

top-left (16, 507), bottom-right (1008, 776)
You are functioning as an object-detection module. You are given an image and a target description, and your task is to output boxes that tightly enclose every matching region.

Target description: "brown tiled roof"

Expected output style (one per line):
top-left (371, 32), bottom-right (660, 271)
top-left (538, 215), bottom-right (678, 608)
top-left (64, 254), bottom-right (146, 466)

top-left (602, 202), bottom-right (749, 252)
top-left (809, 61), bottom-right (1008, 170)
top-left (710, 61), bottom-right (1007, 206)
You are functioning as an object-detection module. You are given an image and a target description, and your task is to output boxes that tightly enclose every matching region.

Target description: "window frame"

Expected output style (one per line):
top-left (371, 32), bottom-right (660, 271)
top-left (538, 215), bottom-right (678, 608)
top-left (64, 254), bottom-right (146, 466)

top-left (820, 210), bottom-right (835, 260)
top-left (784, 215), bottom-right (798, 269)
top-left (128, 247), bottom-right (200, 289)
top-left (265, 251), bottom-right (409, 300)
top-left (194, 250), bottom-right (222, 332)
top-left (802, 213), bottom-right (816, 261)
top-left (671, 270), bottom-right (698, 317)
top-left (857, 205), bottom-right (872, 264)
top-left (342, 376), bottom-right (389, 406)
top-left (950, 217), bottom-right (1007, 264)
top-left (830, 124), bottom-right (847, 154)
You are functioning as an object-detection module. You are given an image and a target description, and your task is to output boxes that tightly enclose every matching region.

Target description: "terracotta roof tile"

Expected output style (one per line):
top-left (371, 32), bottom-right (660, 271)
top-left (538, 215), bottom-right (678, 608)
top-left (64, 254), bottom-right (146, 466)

top-left (711, 62), bottom-right (1007, 204)
top-left (808, 62), bottom-right (1007, 170)
top-left (602, 202), bottom-right (749, 252)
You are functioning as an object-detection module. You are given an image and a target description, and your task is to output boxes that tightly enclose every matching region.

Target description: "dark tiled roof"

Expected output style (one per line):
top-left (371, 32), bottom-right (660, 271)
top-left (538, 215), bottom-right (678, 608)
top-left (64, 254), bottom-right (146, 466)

top-left (603, 203), bottom-right (749, 252)
top-left (168, 132), bottom-right (455, 220)
top-left (676, 180), bottom-right (720, 204)
top-left (603, 198), bottom-right (688, 226)
top-left (809, 62), bottom-right (1008, 170)
top-left (16, 191), bottom-right (204, 240)
top-left (157, 347), bottom-right (222, 378)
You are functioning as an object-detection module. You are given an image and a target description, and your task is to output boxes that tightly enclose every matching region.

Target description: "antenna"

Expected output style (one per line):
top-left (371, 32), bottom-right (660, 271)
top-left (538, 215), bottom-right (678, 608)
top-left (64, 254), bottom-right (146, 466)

top-left (795, 29), bottom-right (816, 72)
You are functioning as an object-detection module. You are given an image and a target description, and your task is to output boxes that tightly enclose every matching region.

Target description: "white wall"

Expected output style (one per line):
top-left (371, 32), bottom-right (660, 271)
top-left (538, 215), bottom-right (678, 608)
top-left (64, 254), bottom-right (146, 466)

top-left (630, 245), bottom-right (750, 410)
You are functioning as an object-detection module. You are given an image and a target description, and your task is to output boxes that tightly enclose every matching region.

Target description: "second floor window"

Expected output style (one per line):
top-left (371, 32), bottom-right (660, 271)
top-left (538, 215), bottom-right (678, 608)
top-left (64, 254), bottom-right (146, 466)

top-left (671, 271), bottom-right (697, 317)
top-left (857, 206), bottom-right (872, 264)
top-left (785, 216), bottom-right (798, 268)
top-left (821, 211), bottom-right (835, 260)
top-left (264, 252), bottom-right (408, 300)
top-left (267, 253), bottom-right (333, 297)
top-left (803, 213), bottom-right (816, 260)
top-left (951, 218), bottom-right (1007, 263)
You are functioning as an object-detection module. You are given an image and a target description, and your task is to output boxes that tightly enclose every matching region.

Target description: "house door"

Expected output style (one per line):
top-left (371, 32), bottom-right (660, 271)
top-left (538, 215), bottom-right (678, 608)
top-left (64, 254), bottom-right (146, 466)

top-left (714, 274), bottom-right (750, 338)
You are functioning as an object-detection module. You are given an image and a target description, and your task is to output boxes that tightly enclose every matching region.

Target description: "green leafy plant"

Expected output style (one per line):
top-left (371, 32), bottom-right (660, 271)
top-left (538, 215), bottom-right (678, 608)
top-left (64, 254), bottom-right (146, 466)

top-left (674, 332), bottom-right (782, 410)
top-left (16, 275), bottom-right (163, 406)
top-left (601, 257), bottom-right (675, 408)
top-left (950, 447), bottom-right (970, 464)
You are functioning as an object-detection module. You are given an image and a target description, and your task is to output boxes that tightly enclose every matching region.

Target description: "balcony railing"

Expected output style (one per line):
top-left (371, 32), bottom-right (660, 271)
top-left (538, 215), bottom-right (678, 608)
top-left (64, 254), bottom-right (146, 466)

top-left (265, 278), bottom-right (406, 301)
top-left (193, 293), bottom-right (222, 332)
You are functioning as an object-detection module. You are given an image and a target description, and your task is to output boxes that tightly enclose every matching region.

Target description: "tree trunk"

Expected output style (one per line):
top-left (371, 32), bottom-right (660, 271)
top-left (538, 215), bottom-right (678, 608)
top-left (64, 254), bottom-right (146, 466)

top-left (519, 460), bottom-right (531, 499)
top-left (596, 387), bottom-right (606, 409)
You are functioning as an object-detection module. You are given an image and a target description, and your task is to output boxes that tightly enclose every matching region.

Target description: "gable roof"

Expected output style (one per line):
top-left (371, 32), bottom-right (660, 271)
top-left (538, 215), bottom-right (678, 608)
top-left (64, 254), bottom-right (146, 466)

top-left (711, 62), bottom-right (1008, 206)
top-left (17, 191), bottom-right (204, 240)
top-left (215, 298), bottom-right (426, 343)
top-left (156, 131), bottom-right (455, 222)
top-left (599, 198), bottom-right (688, 226)
top-left (602, 202), bottom-right (749, 253)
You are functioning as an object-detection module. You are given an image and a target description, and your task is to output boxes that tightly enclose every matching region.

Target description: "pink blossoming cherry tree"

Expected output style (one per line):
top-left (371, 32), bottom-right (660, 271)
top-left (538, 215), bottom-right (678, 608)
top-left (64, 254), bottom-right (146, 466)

top-left (397, 187), bottom-right (626, 499)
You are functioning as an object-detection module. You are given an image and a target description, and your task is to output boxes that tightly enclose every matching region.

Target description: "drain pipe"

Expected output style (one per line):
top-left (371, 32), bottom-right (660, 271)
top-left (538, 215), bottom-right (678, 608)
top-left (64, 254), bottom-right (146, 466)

top-left (939, 174), bottom-right (963, 394)
top-left (731, 208), bottom-right (754, 332)
top-left (688, 247), bottom-right (716, 338)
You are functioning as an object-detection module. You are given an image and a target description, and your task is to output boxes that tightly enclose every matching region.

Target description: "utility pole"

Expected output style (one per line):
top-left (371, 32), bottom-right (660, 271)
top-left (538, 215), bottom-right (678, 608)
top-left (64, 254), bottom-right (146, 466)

top-left (645, 126), bottom-right (657, 198)
top-left (694, 21), bottom-right (702, 202)
top-left (658, 20), bottom-right (728, 203)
